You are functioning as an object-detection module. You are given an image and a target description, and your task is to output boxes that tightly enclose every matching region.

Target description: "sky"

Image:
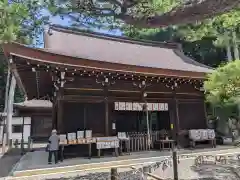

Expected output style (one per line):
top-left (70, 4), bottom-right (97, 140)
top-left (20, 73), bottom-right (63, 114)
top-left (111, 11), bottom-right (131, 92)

top-left (50, 15), bottom-right (122, 35)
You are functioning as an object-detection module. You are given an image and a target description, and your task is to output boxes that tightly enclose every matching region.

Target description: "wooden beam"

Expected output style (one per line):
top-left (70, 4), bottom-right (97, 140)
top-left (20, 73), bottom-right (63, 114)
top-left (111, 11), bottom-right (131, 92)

top-left (61, 95), bottom-right (104, 102)
top-left (10, 64), bottom-right (27, 99)
top-left (65, 87), bottom-right (202, 96)
top-left (61, 94), bottom-right (203, 103)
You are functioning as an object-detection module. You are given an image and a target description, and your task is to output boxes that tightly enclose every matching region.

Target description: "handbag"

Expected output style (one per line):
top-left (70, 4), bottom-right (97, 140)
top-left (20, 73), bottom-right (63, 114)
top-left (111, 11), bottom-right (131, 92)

top-left (45, 144), bottom-right (50, 152)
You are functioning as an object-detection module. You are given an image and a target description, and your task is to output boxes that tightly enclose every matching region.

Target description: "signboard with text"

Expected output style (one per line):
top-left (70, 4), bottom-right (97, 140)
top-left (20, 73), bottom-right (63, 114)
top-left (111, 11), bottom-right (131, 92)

top-left (114, 102), bottom-right (168, 111)
top-left (96, 136), bottom-right (119, 149)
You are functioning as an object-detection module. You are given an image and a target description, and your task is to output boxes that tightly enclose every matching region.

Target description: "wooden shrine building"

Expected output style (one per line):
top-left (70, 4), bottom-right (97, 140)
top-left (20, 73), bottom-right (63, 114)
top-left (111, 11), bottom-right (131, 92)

top-left (3, 25), bottom-right (212, 146)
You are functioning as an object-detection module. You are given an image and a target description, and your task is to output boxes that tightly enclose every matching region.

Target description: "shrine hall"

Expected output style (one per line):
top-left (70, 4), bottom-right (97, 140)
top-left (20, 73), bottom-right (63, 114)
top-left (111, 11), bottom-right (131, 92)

top-left (3, 25), bottom-right (212, 151)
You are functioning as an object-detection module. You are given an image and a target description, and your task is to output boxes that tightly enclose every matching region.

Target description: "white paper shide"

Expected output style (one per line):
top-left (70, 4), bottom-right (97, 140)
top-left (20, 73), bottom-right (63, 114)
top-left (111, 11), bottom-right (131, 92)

top-left (114, 102), bottom-right (168, 111)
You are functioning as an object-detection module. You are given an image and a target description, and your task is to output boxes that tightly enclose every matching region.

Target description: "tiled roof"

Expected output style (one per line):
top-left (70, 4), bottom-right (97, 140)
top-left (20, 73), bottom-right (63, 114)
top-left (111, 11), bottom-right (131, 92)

top-left (44, 25), bottom-right (212, 74)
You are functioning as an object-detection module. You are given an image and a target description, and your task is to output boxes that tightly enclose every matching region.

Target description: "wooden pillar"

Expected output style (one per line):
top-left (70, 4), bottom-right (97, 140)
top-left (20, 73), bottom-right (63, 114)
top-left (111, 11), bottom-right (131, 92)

top-left (172, 89), bottom-right (180, 147)
top-left (203, 102), bottom-right (208, 128)
top-left (105, 97), bottom-right (109, 136)
top-left (52, 95), bottom-right (57, 130)
top-left (169, 101), bottom-right (176, 138)
top-left (170, 89), bottom-right (179, 143)
top-left (56, 89), bottom-right (64, 133)
top-left (111, 102), bottom-right (117, 136)
top-left (83, 105), bottom-right (87, 129)
top-left (175, 99), bottom-right (180, 134)
top-left (57, 100), bottom-right (63, 133)
top-left (104, 85), bottom-right (109, 136)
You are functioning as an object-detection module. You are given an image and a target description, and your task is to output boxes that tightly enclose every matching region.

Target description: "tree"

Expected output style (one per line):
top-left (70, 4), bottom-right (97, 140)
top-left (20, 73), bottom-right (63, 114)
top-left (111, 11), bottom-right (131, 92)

top-left (204, 60), bottom-right (240, 107)
top-left (123, 8), bottom-right (240, 65)
top-left (0, 0), bottom-right (49, 45)
top-left (123, 26), bottom-right (226, 67)
top-left (177, 9), bottom-right (240, 61)
top-left (48, 0), bottom-right (240, 28)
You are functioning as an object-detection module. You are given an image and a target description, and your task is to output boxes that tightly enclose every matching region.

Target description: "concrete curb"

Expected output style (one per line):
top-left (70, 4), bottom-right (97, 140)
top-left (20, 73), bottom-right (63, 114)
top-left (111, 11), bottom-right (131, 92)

top-left (8, 152), bottom-right (27, 177)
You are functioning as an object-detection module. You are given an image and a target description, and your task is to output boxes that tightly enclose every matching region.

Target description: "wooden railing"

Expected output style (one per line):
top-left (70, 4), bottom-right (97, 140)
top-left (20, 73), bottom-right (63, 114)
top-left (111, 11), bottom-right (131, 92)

top-left (126, 131), bottom-right (162, 152)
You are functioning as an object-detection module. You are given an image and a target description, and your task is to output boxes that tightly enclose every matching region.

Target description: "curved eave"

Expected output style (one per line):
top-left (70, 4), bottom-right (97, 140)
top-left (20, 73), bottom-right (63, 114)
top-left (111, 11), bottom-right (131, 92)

top-left (13, 100), bottom-right (52, 110)
top-left (3, 43), bottom-right (208, 79)
top-left (14, 106), bottom-right (52, 110)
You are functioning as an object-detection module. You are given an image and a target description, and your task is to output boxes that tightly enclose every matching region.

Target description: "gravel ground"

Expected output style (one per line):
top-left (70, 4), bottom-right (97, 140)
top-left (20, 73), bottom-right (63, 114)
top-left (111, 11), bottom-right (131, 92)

top-left (45, 172), bottom-right (217, 180)
top-left (43, 158), bottom-right (240, 180)
top-left (44, 173), bottom-right (219, 180)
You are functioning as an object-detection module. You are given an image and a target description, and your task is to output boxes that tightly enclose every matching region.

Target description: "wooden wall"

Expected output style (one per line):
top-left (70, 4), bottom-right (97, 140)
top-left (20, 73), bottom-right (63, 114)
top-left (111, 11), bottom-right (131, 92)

top-left (56, 76), bottom-right (207, 135)
top-left (61, 102), bottom-right (106, 136)
top-left (17, 108), bottom-right (52, 140)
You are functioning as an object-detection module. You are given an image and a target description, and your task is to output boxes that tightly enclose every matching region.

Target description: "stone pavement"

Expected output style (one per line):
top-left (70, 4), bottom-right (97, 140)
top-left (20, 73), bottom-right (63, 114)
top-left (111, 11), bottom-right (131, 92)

top-left (8, 146), bottom-right (240, 179)
top-left (13, 146), bottom-right (235, 172)
top-left (0, 149), bottom-right (22, 178)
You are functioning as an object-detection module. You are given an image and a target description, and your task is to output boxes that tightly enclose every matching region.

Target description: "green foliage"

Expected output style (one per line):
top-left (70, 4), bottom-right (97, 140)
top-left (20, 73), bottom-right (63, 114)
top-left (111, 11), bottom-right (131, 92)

top-left (0, 0), bottom-right (28, 43)
top-left (204, 60), bottom-right (240, 107)
top-left (177, 9), bottom-right (240, 47)
top-left (123, 7), bottom-right (240, 65)
top-left (0, 0), bottom-right (49, 44)
top-left (124, 26), bottom-right (226, 67)
top-left (0, 53), bottom-right (5, 110)
top-left (124, 8), bottom-right (240, 47)
top-left (47, 0), bottom-right (239, 29)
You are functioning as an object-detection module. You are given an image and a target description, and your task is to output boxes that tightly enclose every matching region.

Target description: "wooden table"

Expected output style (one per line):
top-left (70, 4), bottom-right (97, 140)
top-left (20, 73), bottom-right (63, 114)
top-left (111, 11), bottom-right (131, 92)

top-left (60, 138), bottom-right (94, 160)
top-left (158, 140), bottom-right (175, 150)
top-left (96, 137), bottom-right (119, 158)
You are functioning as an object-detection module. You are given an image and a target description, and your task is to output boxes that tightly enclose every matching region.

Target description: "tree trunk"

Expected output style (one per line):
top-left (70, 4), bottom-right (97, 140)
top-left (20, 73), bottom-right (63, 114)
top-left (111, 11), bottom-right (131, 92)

top-left (226, 45), bottom-right (233, 62)
top-left (6, 75), bottom-right (16, 147)
top-left (224, 31), bottom-right (233, 62)
top-left (232, 31), bottom-right (240, 60)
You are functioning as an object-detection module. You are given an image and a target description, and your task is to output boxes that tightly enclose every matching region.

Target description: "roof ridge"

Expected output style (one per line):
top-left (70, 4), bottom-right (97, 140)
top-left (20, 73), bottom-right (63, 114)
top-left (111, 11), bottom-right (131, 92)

top-left (49, 24), bottom-right (181, 50)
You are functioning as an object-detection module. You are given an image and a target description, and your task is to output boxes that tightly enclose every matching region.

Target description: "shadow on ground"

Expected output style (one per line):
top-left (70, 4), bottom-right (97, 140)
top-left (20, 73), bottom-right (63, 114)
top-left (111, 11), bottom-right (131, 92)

top-left (0, 148), bottom-right (22, 177)
top-left (191, 159), bottom-right (240, 180)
